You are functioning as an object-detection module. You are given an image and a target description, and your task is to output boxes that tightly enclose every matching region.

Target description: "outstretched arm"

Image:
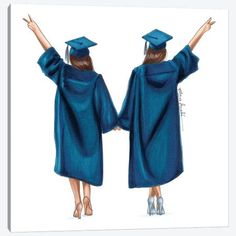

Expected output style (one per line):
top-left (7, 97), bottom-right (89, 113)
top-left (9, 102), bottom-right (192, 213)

top-left (188, 17), bottom-right (215, 50)
top-left (23, 14), bottom-right (51, 51)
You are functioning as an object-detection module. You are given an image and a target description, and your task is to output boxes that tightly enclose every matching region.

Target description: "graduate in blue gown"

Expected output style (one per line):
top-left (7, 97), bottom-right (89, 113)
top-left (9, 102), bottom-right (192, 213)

top-left (118, 18), bottom-right (215, 215)
top-left (23, 15), bottom-right (118, 219)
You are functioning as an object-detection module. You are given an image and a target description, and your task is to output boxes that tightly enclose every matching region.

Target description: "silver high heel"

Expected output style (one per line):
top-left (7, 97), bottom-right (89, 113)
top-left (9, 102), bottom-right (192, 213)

top-left (147, 197), bottom-right (156, 216)
top-left (156, 196), bottom-right (165, 215)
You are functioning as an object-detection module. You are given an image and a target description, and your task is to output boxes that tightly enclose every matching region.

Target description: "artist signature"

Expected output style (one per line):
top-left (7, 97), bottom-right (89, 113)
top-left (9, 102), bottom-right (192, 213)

top-left (178, 87), bottom-right (186, 131)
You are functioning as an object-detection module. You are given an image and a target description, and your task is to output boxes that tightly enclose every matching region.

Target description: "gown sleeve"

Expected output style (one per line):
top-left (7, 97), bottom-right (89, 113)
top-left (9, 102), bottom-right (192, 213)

top-left (94, 75), bottom-right (118, 133)
top-left (172, 45), bottom-right (200, 83)
top-left (37, 47), bottom-right (65, 86)
top-left (118, 70), bottom-right (136, 131)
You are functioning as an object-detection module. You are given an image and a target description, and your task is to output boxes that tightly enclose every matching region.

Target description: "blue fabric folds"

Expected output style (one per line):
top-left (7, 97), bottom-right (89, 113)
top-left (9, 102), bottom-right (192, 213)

top-left (38, 47), bottom-right (118, 186)
top-left (119, 45), bottom-right (199, 188)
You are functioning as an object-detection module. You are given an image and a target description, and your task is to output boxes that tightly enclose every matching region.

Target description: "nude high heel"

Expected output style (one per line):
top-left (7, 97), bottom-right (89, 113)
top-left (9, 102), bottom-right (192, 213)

top-left (83, 196), bottom-right (93, 216)
top-left (73, 202), bottom-right (83, 219)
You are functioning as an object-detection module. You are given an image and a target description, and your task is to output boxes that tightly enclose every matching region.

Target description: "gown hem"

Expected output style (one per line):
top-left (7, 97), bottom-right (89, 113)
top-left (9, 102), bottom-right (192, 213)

top-left (54, 169), bottom-right (103, 186)
top-left (128, 170), bottom-right (184, 188)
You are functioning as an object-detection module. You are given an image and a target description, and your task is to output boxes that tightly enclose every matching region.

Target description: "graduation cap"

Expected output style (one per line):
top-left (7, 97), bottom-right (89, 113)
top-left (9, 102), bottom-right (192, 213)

top-left (65, 36), bottom-right (97, 62)
top-left (142, 29), bottom-right (173, 54)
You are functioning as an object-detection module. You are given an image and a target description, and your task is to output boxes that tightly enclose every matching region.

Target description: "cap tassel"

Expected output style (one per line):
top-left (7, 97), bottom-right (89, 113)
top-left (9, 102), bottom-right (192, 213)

top-left (65, 45), bottom-right (69, 63)
top-left (144, 41), bottom-right (148, 55)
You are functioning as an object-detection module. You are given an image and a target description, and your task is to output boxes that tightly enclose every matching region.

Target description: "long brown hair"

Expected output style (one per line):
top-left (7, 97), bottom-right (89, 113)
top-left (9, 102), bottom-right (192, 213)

top-left (70, 55), bottom-right (94, 71)
top-left (143, 47), bottom-right (167, 65)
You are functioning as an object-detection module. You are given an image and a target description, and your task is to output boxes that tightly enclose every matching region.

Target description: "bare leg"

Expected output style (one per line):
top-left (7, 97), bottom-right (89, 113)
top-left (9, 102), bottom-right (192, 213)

top-left (82, 181), bottom-right (93, 216)
top-left (69, 178), bottom-right (81, 204)
top-left (69, 178), bottom-right (82, 218)
top-left (152, 186), bottom-right (162, 197)
top-left (82, 181), bottom-right (91, 199)
top-left (149, 187), bottom-right (156, 197)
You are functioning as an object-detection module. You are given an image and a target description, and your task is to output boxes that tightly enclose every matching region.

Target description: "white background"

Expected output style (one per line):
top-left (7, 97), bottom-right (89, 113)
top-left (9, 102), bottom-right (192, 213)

top-left (9, 4), bottom-right (228, 232)
top-left (2, 1), bottom-right (236, 236)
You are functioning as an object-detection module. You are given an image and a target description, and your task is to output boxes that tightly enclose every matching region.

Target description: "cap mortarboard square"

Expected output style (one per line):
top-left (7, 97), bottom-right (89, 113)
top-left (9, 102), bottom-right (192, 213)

top-left (142, 29), bottom-right (173, 52)
top-left (65, 36), bottom-right (97, 61)
top-left (65, 36), bottom-right (97, 51)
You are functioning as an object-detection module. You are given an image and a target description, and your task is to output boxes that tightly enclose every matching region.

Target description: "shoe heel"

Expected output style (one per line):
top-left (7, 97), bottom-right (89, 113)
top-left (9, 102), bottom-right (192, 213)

top-left (83, 196), bottom-right (93, 216)
top-left (74, 202), bottom-right (83, 219)
top-left (156, 196), bottom-right (165, 215)
top-left (160, 206), bottom-right (165, 215)
top-left (147, 197), bottom-right (156, 216)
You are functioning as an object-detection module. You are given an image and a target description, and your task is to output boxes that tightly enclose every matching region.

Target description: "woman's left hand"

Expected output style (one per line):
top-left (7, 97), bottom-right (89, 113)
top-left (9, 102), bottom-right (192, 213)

top-left (23, 14), bottom-right (52, 50)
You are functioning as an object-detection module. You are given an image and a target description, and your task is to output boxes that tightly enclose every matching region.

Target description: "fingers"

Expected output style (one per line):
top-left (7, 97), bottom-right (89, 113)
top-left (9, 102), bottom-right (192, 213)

top-left (28, 14), bottom-right (33, 22)
top-left (22, 18), bottom-right (29, 23)
top-left (207, 17), bottom-right (212, 23)
top-left (206, 17), bottom-right (216, 25)
top-left (22, 14), bottom-right (33, 24)
top-left (28, 25), bottom-right (34, 30)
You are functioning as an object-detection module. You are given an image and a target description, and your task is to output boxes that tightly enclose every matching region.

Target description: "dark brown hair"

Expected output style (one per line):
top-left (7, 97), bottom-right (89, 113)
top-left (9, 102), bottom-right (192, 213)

top-left (143, 47), bottom-right (167, 65)
top-left (70, 55), bottom-right (94, 71)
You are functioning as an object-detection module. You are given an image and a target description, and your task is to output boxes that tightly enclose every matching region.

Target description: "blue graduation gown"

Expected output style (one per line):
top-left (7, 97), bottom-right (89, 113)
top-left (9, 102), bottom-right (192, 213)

top-left (119, 45), bottom-right (199, 188)
top-left (38, 47), bottom-right (118, 186)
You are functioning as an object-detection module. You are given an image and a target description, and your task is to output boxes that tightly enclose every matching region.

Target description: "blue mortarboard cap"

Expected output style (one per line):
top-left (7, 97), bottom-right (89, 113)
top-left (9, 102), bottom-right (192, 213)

top-left (142, 29), bottom-right (173, 54)
top-left (65, 36), bottom-right (97, 62)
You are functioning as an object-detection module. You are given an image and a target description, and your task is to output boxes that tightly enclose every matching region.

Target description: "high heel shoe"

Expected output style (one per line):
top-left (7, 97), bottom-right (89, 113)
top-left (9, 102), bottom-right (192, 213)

top-left (83, 196), bottom-right (93, 216)
top-left (156, 196), bottom-right (165, 215)
top-left (147, 197), bottom-right (156, 216)
top-left (73, 202), bottom-right (83, 219)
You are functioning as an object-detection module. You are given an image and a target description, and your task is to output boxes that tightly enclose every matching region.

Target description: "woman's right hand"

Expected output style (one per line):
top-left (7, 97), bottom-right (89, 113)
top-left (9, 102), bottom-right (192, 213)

top-left (188, 17), bottom-right (215, 50)
top-left (23, 14), bottom-right (40, 33)
top-left (199, 17), bottom-right (216, 34)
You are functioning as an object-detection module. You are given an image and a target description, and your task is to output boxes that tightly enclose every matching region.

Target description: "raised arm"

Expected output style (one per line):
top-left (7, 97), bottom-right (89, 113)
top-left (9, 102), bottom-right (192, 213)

top-left (188, 17), bottom-right (215, 50)
top-left (23, 14), bottom-right (51, 51)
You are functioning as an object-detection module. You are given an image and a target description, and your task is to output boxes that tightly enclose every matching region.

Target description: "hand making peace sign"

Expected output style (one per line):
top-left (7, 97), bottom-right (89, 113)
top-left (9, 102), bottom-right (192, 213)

top-left (23, 14), bottom-right (40, 33)
top-left (23, 14), bottom-right (51, 50)
top-left (200, 17), bottom-right (216, 33)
